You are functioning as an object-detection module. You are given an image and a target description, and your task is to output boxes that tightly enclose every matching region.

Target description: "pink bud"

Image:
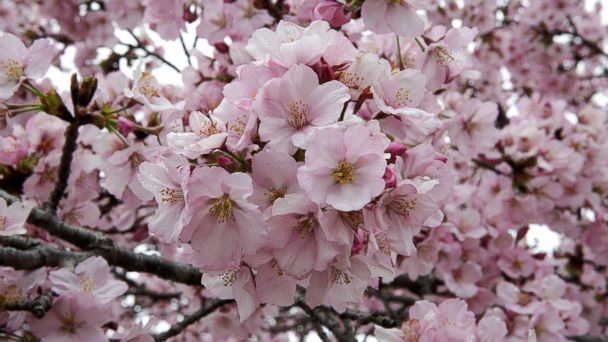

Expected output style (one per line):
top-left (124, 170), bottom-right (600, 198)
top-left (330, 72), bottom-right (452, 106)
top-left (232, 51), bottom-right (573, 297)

top-left (351, 229), bottom-right (365, 255)
top-left (214, 42), bottom-right (230, 54)
top-left (117, 117), bottom-right (135, 137)
top-left (383, 166), bottom-right (397, 188)
top-left (310, 61), bottom-right (335, 84)
top-left (434, 152), bottom-right (448, 163)
top-left (385, 142), bottom-right (407, 163)
top-left (182, 7), bottom-right (198, 23)
top-left (313, 1), bottom-right (350, 27)
top-left (218, 154), bottom-right (236, 169)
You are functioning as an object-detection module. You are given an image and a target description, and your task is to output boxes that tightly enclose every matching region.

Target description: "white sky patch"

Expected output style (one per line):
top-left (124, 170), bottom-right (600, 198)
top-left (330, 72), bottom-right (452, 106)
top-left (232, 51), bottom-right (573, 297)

top-left (526, 224), bottom-right (562, 253)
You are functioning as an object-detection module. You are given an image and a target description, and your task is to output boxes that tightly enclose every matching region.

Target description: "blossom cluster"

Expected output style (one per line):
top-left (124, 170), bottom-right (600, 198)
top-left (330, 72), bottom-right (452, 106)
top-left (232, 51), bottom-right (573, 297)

top-left (0, 0), bottom-right (607, 341)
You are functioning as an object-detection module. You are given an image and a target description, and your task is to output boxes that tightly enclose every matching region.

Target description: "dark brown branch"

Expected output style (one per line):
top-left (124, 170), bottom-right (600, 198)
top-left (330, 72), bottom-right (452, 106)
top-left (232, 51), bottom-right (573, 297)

top-left (44, 116), bottom-right (85, 213)
top-left (339, 309), bottom-right (397, 328)
top-left (262, 0), bottom-right (283, 21)
top-left (4, 290), bottom-right (55, 318)
top-left (126, 30), bottom-right (180, 73)
top-left (0, 190), bottom-right (203, 285)
top-left (0, 245), bottom-right (91, 270)
top-left (154, 299), bottom-right (233, 341)
top-left (570, 336), bottom-right (608, 342)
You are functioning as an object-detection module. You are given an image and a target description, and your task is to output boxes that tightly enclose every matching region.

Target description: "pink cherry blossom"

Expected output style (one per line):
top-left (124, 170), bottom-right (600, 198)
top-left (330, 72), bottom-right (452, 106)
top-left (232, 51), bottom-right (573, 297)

top-left (361, 0), bottom-right (425, 38)
top-left (180, 166), bottom-right (266, 271)
top-left (0, 197), bottom-right (32, 236)
top-left (255, 64), bottom-right (350, 153)
top-left (49, 256), bottom-right (128, 303)
top-left (0, 33), bottom-right (54, 99)
top-left (297, 124), bottom-right (388, 211)
top-left (167, 111), bottom-right (228, 159)
top-left (29, 293), bottom-right (111, 342)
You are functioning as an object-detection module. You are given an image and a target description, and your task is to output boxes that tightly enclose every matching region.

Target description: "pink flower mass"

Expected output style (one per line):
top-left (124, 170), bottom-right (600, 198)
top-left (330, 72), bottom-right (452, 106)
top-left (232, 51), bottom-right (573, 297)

top-left (1, 1), bottom-right (608, 341)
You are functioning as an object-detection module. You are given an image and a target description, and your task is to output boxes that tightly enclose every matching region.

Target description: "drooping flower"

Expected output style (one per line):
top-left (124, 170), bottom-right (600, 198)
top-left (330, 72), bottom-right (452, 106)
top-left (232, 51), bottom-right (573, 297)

top-left (374, 183), bottom-right (441, 255)
top-left (297, 124), bottom-right (388, 211)
top-left (137, 157), bottom-right (189, 242)
top-left (255, 64), bottom-right (350, 153)
top-left (0, 197), bottom-right (32, 236)
top-left (361, 0), bottom-right (425, 38)
top-left (201, 266), bottom-right (257, 322)
top-left (167, 111), bottom-right (228, 159)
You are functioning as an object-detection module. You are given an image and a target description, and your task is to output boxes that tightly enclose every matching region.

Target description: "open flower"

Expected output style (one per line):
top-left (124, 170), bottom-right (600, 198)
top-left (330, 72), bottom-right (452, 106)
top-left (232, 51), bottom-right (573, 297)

top-left (180, 167), bottom-right (266, 271)
top-left (137, 158), bottom-right (189, 242)
top-left (49, 256), bottom-right (128, 303)
top-left (361, 0), bottom-right (425, 38)
top-left (0, 197), bottom-right (32, 236)
top-left (297, 124), bottom-right (388, 211)
top-left (266, 193), bottom-right (340, 278)
top-left (28, 293), bottom-right (111, 342)
top-left (246, 20), bottom-right (335, 67)
top-left (167, 111), bottom-right (228, 159)
top-left (256, 64), bottom-right (350, 153)
top-left (372, 68), bottom-right (427, 117)
top-left (0, 33), bottom-right (54, 99)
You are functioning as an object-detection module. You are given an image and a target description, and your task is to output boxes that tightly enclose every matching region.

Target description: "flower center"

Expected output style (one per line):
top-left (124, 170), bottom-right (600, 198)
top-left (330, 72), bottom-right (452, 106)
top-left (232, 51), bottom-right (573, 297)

top-left (287, 100), bottom-right (309, 129)
top-left (340, 210), bottom-right (363, 230)
top-left (338, 72), bottom-right (364, 90)
top-left (431, 46), bottom-right (456, 66)
top-left (3, 285), bottom-right (24, 305)
top-left (130, 153), bottom-right (145, 168)
top-left (266, 185), bottom-right (288, 203)
top-left (1, 59), bottom-right (24, 82)
top-left (79, 276), bottom-right (96, 292)
top-left (0, 215), bottom-right (6, 230)
top-left (330, 267), bottom-right (352, 285)
top-left (219, 268), bottom-right (239, 287)
top-left (199, 120), bottom-right (223, 137)
top-left (64, 212), bottom-right (83, 225)
top-left (159, 187), bottom-right (184, 203)
top-left (387, 197), bottom-right (416, 216)
top-left (333, 160), bottom-right (355, 184)
top-left (392, 87), bottom-right (412, 108)
top-left (137, 73), bottom-right (160, 98)
top-left (294, 214), bottom-right (318, 239)
top-left (61, 312), bottom-right (80, 333)
top-left (209, 194), bottom-right (234, 223)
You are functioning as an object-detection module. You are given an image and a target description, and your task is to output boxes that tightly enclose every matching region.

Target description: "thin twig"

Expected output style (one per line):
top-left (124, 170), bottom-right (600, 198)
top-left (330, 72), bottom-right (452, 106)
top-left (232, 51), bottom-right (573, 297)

top-left (154, 299), bottom-right (233, 341)
top-left (179, 34), bottom-right (192, 66)
top-left (126, 30), bottom-right (180, 72)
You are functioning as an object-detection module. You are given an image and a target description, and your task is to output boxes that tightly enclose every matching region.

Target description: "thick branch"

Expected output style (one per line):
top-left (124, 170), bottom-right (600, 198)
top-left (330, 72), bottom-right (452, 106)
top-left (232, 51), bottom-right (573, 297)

top-left (570, 336), bottom-right (608, 342)
top-left (154, 299), bottom-right (233, 341)
top-left (4, 290), bottom-right (55, 318)
top-left (0, 245), bottom-right (91, 269)
top-left (0, 191), bottom-right (203, 285)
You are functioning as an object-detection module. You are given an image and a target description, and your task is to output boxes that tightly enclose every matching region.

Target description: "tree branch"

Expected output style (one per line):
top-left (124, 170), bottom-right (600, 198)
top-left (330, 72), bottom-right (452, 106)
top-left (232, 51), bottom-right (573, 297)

top-left (153, 299), bottom-right (233, 341)
top-left (126, 30), bottom-right (180, 73)
top-left (0, 190), bottom-right (203, 285)
top-left (3, 290), bottom-right (55, 318)
top-left (44, 116), bottom-right (85, 213)
top-left (0, 245), bottom-right (91, 269)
